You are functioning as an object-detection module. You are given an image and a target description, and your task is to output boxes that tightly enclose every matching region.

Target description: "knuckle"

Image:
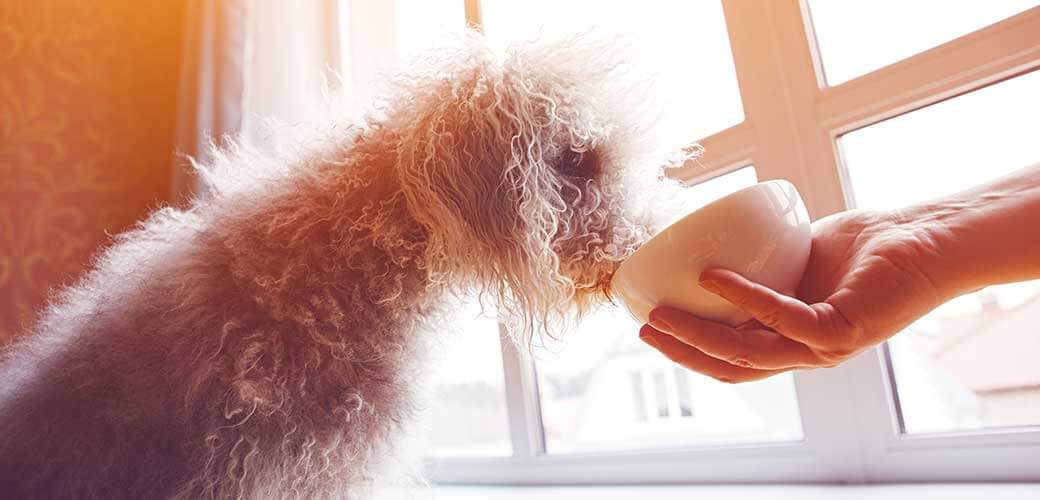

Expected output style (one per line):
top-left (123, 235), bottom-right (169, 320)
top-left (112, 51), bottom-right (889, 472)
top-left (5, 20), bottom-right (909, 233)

top-left (733, 296), bottom-right (756, 314)
top-left (834, 331), bottom-right (864, 356)
top-left (814, 346), bottom-right (855, 363)
top-left (747, 291), bottom-right (786, 328)
top-left (727, 354), bottom-right (756, 369)
top-left (814, 322), bottom-right (862, 357)
top-left (757, 309), bottom-right (783, 329)
top-left (723, 333), bottom-right (757, 368)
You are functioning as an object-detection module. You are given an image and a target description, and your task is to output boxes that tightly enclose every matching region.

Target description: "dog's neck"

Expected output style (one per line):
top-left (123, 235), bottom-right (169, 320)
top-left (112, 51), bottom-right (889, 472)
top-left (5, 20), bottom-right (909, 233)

top-left (208, 131), bottom-right (453, 339)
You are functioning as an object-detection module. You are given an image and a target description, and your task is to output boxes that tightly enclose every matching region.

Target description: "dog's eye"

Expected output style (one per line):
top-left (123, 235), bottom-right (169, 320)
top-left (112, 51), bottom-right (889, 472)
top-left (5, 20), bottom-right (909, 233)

top-left (558, 148), bottom-right (601, 179)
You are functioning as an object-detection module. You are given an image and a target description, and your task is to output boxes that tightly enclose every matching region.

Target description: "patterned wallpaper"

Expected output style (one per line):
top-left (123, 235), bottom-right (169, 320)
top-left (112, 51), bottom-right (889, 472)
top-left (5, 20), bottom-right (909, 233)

top-left (0, 1), bottom-right (187, 342)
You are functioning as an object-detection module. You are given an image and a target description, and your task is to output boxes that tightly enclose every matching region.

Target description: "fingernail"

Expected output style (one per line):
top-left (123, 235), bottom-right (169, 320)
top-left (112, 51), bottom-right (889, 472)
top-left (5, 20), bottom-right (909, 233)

top-left (699, 278), bottom-right (721, 295)
top-left (647, 309), bottom-right (671, 332)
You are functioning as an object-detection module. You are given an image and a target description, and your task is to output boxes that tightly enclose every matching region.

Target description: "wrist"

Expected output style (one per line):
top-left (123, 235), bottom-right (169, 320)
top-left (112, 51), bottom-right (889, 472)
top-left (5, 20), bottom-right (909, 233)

top-left (890, 202), bottom-right (972, 301)
top-left (895, 166), bottom-right (1040, 299)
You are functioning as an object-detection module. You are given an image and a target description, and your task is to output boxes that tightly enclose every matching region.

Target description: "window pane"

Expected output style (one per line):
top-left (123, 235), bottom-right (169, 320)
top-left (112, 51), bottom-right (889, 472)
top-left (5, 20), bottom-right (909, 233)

top-left (840, 70), bottom-right (1040, 434)
top-left (888, 281), bottom-right (1040, 434)
top-left (842, 70), bottom-right (1040, 210)
top-left (339, 0), bottom-right (465, 105)
top-left (418, 301), bottom-right (512, 457)
top-left (394, 0), bottom-right (465, 61)
top-left (808, 0), bottom-right (1039, 85)
top-left (535, 168), bottom-right (805, 454)
top-left (482, 0), bottom-right (745, 142)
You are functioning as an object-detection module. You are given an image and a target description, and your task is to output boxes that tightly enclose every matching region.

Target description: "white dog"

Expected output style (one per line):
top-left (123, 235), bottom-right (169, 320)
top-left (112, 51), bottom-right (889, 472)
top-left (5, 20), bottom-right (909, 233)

top-left (0, 33), bottom-right (691, 499)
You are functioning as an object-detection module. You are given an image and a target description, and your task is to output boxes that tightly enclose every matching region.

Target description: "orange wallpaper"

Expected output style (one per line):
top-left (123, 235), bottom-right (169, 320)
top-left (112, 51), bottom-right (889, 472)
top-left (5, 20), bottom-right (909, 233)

top-left (0, 1), bottom-right (187, 342)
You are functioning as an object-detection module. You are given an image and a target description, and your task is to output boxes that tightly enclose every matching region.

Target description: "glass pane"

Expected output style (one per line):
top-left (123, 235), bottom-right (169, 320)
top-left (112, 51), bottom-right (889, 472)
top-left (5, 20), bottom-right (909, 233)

top-left (888, 281), bottom-right (1040, 434)
top-left (840, 70), bottom-right (1040, 434)
top-left (394, 0), bottom-right (465, 61)
top-left (482, 0), bottom-right (745, 142)
top-left (808, 0), bottom-right (1039, 85)
top-left (417, 301), bottom-right (512, 457)
top-left (338, 0), bottom-right (464, 106)
top-left (842, 70), bottom-right (1040, 211)
top-left (535, 167), bottom-right (805, 454)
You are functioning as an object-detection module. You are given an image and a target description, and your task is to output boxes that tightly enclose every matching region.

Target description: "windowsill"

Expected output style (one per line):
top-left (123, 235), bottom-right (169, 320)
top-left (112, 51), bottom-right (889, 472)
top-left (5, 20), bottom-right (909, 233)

top-left (430, 484), bottom-right (1039, 499)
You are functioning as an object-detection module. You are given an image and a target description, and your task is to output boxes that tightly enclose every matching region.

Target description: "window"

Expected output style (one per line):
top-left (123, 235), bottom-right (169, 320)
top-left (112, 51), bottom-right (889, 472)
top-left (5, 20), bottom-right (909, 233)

top-left (368, 0), bottom-right (1040, 484)
top-left (417, 300), bottom-right (511, 457)
top-left (394, 0), bottom-right (464, 61)
top-left (888, 280), bottom-right (1040, 434)
top-left (840, 70), bottom-right (1040, 211)
top-left (839, 70), bottom-right (1040, 435)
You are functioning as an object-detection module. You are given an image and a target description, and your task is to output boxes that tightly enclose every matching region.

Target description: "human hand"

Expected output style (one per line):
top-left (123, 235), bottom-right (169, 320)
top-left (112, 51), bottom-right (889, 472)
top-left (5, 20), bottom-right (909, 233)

top-left (638, 209), bottom-right (953, 383)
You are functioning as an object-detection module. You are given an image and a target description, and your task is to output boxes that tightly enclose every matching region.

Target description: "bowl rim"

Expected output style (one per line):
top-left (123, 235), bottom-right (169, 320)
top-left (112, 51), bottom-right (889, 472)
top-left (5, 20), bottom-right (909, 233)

top-left (607, 178), bottom-right (800, 317)
top-left (617, 178), bottom-right (794, 269)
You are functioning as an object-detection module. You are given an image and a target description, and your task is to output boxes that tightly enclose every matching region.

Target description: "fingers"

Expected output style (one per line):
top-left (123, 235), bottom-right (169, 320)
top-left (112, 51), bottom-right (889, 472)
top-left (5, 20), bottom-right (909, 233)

top-left (699, 268), bottom-right (846, 349)
top-left (647, 307), bottom-right (825, 370)
top-left (639, 325), bottom-right (783, 383)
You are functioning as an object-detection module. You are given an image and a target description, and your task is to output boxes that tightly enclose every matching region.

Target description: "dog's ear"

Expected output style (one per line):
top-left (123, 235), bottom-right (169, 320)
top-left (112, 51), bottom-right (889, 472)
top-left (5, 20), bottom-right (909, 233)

top-left (395, 71), bottom-right (526, 267)
top-left (394, 60), bottom-right (578, 343)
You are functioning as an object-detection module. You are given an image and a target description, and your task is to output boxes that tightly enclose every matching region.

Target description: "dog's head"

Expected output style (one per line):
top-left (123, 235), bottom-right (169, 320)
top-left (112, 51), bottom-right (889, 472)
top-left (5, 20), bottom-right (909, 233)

top-left (391, 33), bottom-right (694, 342)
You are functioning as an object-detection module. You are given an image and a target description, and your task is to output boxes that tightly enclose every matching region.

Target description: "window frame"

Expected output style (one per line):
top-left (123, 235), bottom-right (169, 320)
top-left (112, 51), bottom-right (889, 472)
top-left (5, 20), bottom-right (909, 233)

top-left (426, 0), bottom-right (1040, 484)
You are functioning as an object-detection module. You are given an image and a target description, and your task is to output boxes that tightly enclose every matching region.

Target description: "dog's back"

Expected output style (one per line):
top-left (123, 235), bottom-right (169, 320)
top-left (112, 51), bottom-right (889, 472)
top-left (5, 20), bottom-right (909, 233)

top-left (0, 246), bottom-right (198, 498)
top-left (0, 182), bottom-right (429, 499)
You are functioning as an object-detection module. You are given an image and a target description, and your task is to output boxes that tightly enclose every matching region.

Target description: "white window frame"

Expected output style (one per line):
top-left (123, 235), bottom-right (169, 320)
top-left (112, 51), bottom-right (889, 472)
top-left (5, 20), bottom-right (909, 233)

top-left (427, 0), bottom-right (1040, 484)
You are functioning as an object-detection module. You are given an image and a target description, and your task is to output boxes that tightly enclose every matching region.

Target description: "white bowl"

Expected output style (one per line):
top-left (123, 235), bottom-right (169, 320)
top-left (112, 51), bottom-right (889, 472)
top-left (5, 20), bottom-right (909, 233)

top-left (610, 180), bottom-right (812, 326)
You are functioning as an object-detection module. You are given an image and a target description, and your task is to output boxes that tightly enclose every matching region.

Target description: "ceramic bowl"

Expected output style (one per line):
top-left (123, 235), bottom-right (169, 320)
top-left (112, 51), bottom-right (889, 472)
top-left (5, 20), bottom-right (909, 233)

top-left (610, 179), bottom-right (812, 326)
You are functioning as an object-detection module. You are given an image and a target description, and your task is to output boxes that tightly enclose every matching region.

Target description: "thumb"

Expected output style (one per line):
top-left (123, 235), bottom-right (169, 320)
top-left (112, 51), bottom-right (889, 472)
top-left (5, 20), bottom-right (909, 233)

top-left (699, 268), bottom-right (820, 335)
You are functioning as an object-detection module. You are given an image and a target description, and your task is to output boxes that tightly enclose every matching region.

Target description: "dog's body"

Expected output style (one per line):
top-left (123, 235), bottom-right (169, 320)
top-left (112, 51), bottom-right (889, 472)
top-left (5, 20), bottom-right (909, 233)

top-left (0, 35), bottom-right (687, 499)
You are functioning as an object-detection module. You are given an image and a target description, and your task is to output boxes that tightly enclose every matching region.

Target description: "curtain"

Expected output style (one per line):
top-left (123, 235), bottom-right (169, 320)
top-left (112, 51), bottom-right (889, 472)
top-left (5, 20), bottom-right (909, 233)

top-left (173, 0), bottom-right (407, 194)
top-left (240, 0), bottom-right (343, 135)
top-left (172, 0), bottom-right (250, 200)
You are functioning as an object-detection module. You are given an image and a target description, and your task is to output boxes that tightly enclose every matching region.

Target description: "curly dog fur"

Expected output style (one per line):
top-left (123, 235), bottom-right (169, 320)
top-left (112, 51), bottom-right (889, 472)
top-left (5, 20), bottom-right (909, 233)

top-left (0, 33), bottom-right (692, 499)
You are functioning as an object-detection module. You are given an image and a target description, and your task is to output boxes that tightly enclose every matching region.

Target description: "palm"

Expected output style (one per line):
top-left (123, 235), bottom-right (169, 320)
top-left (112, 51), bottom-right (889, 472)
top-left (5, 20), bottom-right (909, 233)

top-left (791, 210), bottom-right (945, 347)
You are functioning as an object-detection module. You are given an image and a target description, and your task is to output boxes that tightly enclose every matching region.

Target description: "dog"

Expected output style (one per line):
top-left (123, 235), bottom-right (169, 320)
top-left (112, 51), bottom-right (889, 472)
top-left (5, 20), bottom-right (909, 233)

top-left (0, 33), bottom-right (693, 499)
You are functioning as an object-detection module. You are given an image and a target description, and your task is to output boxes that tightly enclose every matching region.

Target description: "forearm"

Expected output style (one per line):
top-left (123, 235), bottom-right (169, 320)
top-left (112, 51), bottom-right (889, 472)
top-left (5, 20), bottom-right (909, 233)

top-left (907, 163), bottom-right (1040, 298)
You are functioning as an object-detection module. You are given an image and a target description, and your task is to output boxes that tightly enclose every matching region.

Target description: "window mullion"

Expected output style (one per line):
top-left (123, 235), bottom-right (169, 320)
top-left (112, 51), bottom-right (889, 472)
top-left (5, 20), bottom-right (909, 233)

top-left (818, 6), bottom-right (1040, 135)
top-left (498, 324), bottom-right (547, 460)
top-left (672, 121), bottom-right (756, 184)
top-left (464, 0), bottom-right (482, 29)
top-left (720, 0), bottom-right (899, 483)
top-left (720, 0), bottom-right (847, 217)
